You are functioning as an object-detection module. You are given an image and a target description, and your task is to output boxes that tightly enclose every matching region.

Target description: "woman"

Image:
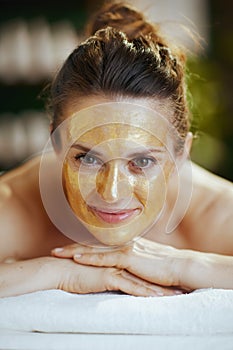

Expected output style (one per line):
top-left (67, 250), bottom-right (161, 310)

top-left (0, 2), bottom-right (232, 298)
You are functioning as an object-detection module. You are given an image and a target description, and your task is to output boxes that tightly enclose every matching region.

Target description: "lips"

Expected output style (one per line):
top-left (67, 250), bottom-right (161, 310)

top-left (90, 207), bottom-right (140, 224)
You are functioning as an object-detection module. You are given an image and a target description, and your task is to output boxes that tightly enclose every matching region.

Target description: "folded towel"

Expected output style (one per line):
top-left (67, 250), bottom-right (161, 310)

top-left (0, 289), bottom-right (233, 335)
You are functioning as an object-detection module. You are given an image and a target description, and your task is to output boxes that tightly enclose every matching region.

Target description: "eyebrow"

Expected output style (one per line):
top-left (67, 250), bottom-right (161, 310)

top-left (126, 147), bottom-right (166, 158)
top-left (71, 144), bottom-right (103, 157)
top-left (71, 143), bottom-right (166, 158)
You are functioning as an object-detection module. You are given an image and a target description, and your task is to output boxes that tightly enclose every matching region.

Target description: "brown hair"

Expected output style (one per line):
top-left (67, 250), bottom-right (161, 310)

top-left (48, 1), bottom-right (190, 150)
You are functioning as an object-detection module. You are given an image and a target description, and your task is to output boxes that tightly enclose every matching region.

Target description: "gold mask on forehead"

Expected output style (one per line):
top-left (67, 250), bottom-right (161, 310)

top-left (40, 102), bottom-right (191, 248)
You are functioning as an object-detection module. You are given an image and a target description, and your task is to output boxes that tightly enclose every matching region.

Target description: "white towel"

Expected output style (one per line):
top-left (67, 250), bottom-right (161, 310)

top-left (0, 289), bottom-right (233, 335)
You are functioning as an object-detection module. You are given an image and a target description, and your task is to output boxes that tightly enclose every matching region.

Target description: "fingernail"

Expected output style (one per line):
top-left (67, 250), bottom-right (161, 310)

top-left (174, 290), bottom-right (183, 295)
top-left (74, 254), bottom-right (82, 259)
top-left (53, 248), bottom-right (64, 253)
top-left (156, 292), bottom-right (164, 296)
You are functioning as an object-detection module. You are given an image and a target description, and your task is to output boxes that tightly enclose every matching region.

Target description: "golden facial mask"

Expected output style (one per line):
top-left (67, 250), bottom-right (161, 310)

top-left (40, 102), bottom-right (192, 247)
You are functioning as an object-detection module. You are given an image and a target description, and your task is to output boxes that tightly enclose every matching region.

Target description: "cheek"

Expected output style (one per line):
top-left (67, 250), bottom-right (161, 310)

top-left (132, 177), bottom-right (149, 206)
top-left (62, 162), bottom-right (87, 215)
top-left (77, 171), bottom-right (97, 201)
top-left (132, 167), bottom-right (168, 208)
top-left (133, 176), bottom-right (164, 208)
top-left (145, 162), bottom-right (174, 211)
top-left (63, 162), bottom-right (79, 195)
top-left (149, 175), bottom-right (166, 203)
top-left (163, 160), bottom-right (175, 179)
top-left (136, 172), bottom-right (168, 214)
top-left (63, 161), bottom-right (97, 200)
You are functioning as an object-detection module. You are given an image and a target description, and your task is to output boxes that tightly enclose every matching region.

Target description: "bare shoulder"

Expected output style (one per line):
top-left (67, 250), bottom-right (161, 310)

top-left (0, 155), bottom-right (71, 261)
top-left (180, 162), bottom-right (233, 254)
top-left (0, 156), bottom-right (41, 260)
top-left (190, 163), bottom-right (233, 221)
top-left (191, 162), bottom-right (233, 191)
top-left (0, 155), bottom-right (42, 204)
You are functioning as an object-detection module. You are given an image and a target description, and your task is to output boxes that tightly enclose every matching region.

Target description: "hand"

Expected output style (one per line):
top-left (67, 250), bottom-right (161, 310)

top-left (0, 256), bottom-right (180, 298)
top-left (52, 239), bottom-right (188, 295)
top-left (55, 258), bottom-right (183, 297)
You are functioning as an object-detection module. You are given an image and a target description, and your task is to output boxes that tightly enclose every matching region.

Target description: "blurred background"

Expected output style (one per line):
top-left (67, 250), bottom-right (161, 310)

top-left (0, 0), bottom-right (232, 181)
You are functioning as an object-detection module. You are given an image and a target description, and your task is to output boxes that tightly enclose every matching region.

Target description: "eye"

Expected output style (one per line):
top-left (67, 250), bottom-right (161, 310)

top-left (74, 153), bottom-right (102, 166)
top-left (130, 157), bottom-right (157, 169)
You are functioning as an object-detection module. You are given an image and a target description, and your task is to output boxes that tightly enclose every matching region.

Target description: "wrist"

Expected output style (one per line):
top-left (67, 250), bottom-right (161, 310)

top-left (178, 249), bottom-right (233, 290)
top-left (40, 256), bottom-right (72, 290)
top-left (0, 256), bottom-right (69, 298)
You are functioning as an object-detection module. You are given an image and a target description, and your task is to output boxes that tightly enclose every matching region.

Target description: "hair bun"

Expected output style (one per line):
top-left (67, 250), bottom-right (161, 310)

top-left (86, 1), bottom-right (161, 41)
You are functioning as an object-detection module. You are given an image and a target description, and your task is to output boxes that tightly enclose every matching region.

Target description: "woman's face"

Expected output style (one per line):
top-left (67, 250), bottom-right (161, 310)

top-left (60, 98), bottom-right (177, 246)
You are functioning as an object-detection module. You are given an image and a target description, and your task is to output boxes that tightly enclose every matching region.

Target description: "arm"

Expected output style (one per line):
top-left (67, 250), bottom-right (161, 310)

top-left (180, 249), bottom-right (233, 290)
top-left (0, 257), bottom-right (60, 297)
top-left (0, 254), bottom-right (183, 298)
top-left (52, 239), bottom-right (233, 291)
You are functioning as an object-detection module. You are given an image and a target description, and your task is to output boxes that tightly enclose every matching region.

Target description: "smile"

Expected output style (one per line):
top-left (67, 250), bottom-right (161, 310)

top-left (90, 207), bottom-right (140, 224)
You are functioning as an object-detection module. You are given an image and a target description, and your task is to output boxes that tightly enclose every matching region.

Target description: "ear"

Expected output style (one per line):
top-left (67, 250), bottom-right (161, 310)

top-left (182, 131), bottom-right (193, 163)
top-left (174, 132), bottom-right (193, 171)
top-left (184, 132), bottom-right (193, 155)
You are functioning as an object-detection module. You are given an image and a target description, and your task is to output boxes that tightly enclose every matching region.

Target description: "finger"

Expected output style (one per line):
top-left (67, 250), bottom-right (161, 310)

top-left (73, 247), bottom-right (183, 289)
top-left (119, 270), bottom-right (185, 297)
top-left (106, 269), bottom-right (184, 297)
top-left (73, 251), bottom-right (128, 269)
top-left (51, 243), bottom-right (106, 258)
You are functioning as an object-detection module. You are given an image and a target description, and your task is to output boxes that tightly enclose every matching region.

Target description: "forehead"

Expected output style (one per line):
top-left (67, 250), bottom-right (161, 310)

top-left (59, 102), bottom-right (175, 154)
top-left (76, 123), bottom-right (165, 148)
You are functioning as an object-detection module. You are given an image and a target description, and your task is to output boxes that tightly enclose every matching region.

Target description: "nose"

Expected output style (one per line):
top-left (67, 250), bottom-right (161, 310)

top-left (96, 161), bottom-right (130, 203)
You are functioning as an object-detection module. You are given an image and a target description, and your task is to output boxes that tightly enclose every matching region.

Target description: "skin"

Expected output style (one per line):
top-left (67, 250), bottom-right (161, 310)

top-left (63, 121), bottom-right (173, 246)
top-left (0, 96), bottom-right (233, 298)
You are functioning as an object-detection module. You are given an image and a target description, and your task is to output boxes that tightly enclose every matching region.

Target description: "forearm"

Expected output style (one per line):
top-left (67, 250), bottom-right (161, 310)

top-left (181, 250), bottom-right (233, 290)
top-left (53, 239), bottom-right (233, 292)
top-left (0, 256), bottom-right (61, 298)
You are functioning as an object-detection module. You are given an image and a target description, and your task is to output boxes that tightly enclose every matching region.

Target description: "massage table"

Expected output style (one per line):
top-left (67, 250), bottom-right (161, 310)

top-left (0, 288), bottom-right (233, 349)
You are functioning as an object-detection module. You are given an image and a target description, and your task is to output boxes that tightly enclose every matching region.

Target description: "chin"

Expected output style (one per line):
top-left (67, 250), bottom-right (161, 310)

top-left (84, 224), bottom-right (141, 246)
